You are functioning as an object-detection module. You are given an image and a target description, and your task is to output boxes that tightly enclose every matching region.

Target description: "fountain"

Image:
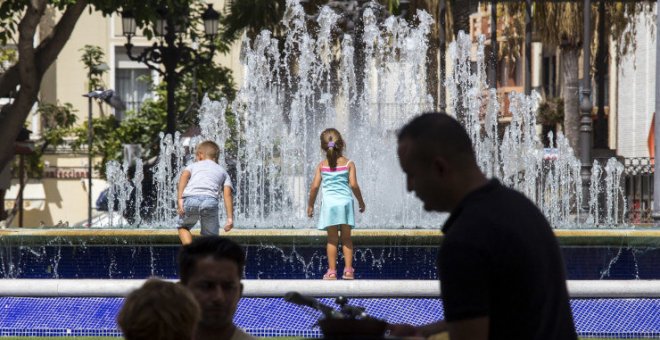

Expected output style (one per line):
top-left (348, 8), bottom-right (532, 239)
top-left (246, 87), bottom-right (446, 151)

top-left (100, 0), bottom-right (626, 229)
top-left (0, 4), bottom-right (656, 338)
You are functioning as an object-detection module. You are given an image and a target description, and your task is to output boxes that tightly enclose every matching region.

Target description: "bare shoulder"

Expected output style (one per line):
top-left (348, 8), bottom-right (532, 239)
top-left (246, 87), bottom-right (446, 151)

top-left (336, 156), bottom-right (350, 166)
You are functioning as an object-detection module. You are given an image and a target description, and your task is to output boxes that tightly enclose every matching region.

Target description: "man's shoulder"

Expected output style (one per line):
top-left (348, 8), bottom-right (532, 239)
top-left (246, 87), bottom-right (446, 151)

top-left (230, 328), bottom-right (257, 340)
top-left (448, 183), bottom-right (549, 239)
top-left (464, 182), bottom-right (542, 219)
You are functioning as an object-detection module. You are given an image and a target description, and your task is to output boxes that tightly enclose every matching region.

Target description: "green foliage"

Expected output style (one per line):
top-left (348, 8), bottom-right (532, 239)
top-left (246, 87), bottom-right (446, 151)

top-left (497, 3), bottom-right (524, 63)
top-left (21, 149), bottom-right (45, 179)
top-left (2, 0), bottom-right (239, 178)
top-left (0, 0), bottom-right (117, 45)
top-left (0, 47), bottom-right (17, 71)
top-left (497, 1), bottom-right (652, 61)
top-left (79, 45), bottom-right (107, 91)
top-left (605, 2), bottom-right (654, 59)
top-left (117, 0), bottom-right (228, 45)
top-left (0, 1), bottom-right (22, 45)
top-left (0, 0), bottom-right (222, 45)
top-left (178, 59), bottom-right (236, 107)
top-left (19, 102), bottom-right (78, 178)
top-left (222, 0), bottom-right (286, 41)
top-left (183, 62), bottom-right (238, 158)
top-left (68, 53), bottom-right (236, 178)
top-left (39, 102), bottom-right (78, 147)
top-left (537, 97), bottom-right (564, 126)
top-left (385, 0), bottom-right (401, 16)
top-left (135, 57), bottom-right (236, 130)
top-left (70, 99), bottom-right (167, 177)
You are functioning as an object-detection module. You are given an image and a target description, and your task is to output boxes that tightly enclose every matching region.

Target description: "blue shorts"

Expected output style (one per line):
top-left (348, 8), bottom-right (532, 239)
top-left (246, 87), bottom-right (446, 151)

top-left (177, 196), bottom-right (220, 236)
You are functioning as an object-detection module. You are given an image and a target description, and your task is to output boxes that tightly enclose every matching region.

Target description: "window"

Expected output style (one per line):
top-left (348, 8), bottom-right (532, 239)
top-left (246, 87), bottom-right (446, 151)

top-left (116, 68), bottom-right (151, 114)
top-left (114, 46), bottom-right (155, 119)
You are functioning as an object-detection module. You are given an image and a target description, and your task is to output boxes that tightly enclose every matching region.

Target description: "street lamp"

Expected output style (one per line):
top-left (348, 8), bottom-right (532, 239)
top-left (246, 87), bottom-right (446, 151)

top-left (83, 62), bottom-right (109, 228)
top-left (121, 4), bottom-right (220, 136)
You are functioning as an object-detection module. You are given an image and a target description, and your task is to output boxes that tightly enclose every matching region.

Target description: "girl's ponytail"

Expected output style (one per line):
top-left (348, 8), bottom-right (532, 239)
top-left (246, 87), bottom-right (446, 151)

top-left (326, 140), bottom-right (338, 169)
top-left (320, 128), bottom-right (344, 170)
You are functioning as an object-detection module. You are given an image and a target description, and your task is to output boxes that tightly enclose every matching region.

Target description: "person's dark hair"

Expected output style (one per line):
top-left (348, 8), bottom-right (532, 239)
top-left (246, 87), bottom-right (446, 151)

top-left (397, 112), bottom-right (475, 164)
top-left (178, 236), bottom-right (246, 284)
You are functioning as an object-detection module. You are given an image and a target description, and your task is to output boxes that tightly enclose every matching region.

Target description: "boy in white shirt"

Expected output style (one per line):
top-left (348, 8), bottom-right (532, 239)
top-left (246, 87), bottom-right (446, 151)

top-left (177, 141), bottom-right (234, 245)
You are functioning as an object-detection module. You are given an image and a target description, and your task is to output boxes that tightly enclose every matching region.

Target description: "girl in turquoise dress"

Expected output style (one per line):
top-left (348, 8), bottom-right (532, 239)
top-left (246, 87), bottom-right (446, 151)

top-left (307, 128), bottom-right (366, 280)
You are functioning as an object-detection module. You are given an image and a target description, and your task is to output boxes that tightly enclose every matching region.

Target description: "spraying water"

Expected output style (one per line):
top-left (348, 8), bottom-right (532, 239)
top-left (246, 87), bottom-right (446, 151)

top-left (103, 0), bottom-right (625, 229)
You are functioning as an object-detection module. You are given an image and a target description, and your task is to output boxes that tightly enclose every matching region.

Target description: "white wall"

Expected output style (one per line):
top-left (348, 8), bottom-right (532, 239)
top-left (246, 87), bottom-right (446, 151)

top-left (617, 5), bottom-right (656, 158)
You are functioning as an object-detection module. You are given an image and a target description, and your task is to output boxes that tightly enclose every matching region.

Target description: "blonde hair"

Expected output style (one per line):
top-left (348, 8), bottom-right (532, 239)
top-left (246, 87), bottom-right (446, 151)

top-left (320, 128), bottom-right (345, 169)
top-left (117, 279), bottom-right (201, 340)
top-left (196, 141), bottom-right (220, 162)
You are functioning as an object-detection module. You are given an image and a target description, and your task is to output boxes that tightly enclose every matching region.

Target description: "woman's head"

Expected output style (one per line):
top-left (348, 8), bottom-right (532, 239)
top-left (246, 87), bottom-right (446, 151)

top-left (117, 279), bottom-right (201, 340)
top-left (320, 128), bottom-right (345, 169)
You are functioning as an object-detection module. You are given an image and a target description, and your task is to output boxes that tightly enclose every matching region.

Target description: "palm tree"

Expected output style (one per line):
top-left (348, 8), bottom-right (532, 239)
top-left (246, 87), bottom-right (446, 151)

top-left (498, 1), bottom-right (650, 152)
top-left (533, 2), bottom-right (583, 151)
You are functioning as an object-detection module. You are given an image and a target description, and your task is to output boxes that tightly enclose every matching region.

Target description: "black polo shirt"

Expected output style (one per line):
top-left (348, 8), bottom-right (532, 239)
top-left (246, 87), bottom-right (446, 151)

top-left (439, 179), bottom-right (577, 340)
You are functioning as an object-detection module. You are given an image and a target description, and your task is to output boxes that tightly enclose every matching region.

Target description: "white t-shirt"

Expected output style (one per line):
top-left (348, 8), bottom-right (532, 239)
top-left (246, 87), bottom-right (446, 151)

top-left (182, 160), bottom-right (233, 198)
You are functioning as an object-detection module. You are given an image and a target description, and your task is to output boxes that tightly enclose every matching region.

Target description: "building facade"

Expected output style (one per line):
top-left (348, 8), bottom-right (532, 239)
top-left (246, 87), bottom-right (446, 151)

top-left (4, 0), bottom-right (244, 227)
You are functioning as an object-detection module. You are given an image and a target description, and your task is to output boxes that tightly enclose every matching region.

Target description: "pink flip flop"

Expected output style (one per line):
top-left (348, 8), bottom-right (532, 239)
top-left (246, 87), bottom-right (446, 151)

top-left (323, 269), bottom-right (337, 280)
top-left (342, 267), bottom-right (355, 280)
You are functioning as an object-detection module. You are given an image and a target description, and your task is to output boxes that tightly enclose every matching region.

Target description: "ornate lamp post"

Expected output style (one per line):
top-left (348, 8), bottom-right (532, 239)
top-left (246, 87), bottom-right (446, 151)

top-left (579, 0), bottom-right (593, 211)
top-left (121, 4), bottom-right (220, 136)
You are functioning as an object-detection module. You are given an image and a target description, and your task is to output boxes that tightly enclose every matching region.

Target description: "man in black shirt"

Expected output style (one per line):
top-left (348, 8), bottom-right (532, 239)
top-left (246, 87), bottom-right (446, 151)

top-left (389, 113), bottom-right (577, 340)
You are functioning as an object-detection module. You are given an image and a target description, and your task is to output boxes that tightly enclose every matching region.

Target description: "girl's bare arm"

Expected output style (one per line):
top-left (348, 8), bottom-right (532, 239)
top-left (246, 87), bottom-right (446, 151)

top-left (307, 163), bottom-right (322, 217)
top-left (348, 162), bottom-right (365, 212)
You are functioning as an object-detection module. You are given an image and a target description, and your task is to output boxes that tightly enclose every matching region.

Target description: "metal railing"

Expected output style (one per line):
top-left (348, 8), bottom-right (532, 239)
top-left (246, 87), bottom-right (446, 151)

top-left (623, 157), bottom-right (654, 224)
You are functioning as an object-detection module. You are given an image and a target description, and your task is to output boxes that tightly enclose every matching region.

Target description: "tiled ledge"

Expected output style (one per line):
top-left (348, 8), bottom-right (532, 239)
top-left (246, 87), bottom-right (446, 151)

top-left (1, 227), bottom-right (660, 246)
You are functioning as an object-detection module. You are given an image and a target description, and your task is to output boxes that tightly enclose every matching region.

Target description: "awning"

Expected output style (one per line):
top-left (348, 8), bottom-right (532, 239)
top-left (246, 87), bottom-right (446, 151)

top-left (4, 181), bottom-right (46, 211)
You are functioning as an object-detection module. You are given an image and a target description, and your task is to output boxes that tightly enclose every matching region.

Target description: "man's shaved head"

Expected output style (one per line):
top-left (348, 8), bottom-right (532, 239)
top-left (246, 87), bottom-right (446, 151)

top-left (397, 112), bottom-right (476, 167)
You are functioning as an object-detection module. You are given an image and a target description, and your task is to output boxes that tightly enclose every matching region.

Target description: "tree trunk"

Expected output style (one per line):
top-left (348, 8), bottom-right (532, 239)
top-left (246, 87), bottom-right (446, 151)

top-left (0, 1), bottom-right (86, 98)
top-left (451, 0), bottom-right (475, 37)
top-left (427, 0), bottom-right (440, 109)
top-left (0, 0), bottom-right (87, 173)
top-left (561, 46), bottom-right (580, 153)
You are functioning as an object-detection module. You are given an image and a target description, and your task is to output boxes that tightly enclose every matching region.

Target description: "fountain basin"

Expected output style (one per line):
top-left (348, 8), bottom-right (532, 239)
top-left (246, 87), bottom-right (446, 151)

top-left (3, 228), bottom-right (660, 245)
top-left (1, 228), bottom-right (660, 280)
top-left (1, 228), bottom-right (660, 337)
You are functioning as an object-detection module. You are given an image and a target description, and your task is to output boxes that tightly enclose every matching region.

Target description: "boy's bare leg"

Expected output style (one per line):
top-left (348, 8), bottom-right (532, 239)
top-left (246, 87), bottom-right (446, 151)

top-left (340, 224), bottom-right (353, 269)
top-left (178, 228), bottom-right (193, 245)
top-left (326, 226), bottom-right (339, 271)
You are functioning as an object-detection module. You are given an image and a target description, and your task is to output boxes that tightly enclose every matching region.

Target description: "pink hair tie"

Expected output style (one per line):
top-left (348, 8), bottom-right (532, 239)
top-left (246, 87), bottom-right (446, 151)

top-left (327, 141), bottom-right (335, 148)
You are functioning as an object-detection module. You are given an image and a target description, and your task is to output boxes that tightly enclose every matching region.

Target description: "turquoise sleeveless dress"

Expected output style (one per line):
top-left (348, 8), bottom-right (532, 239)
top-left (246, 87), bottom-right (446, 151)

top-left (317, 161), bottom-right (355, 230)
